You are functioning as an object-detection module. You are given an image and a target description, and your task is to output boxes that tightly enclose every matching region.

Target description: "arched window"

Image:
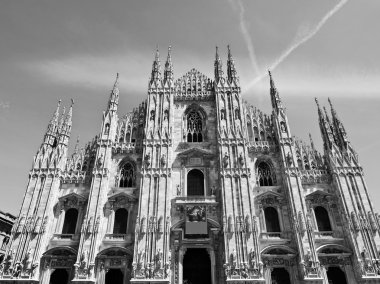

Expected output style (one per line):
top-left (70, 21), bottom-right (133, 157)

top-left (119, 162), bottom-right (135, 187)
top-left (297, 159), bottom-right (303, 169)
top-left (131, 128), bottom-right (137, 143)
top-left (256, 161), bottom-right (276, 186)
top-left (314, 206), bottom-right (332, 231)
top-left (113, 208), bottom-right (128, 234)
top-left (253, 126), bottom-right (259, 141)
top-left (187, 111), bottom-right (203, 142)
top-left (62, 208), bottom-right (78, 234)
top-left (264, 207), bottom-right (281, 232)
top-left (187, 169), bottom-right (204, 196)
top-left (125, 132), bottom-right (130, 143)
top-left (104, 123), bottom-right (110, 135)
top-left (247, 122), bottom-right (254, 140)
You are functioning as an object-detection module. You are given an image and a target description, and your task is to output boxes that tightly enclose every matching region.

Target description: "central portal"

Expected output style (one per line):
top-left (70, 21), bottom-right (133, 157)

top-left (183, 248), bottom-right (211, 284)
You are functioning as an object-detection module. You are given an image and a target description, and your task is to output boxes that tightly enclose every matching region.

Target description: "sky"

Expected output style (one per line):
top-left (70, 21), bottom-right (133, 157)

top-left (0, 0), bottom-right (379, 215)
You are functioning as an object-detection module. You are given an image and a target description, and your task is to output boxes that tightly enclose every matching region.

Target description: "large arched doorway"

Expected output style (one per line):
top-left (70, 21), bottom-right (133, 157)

top-left (49, 269), bottom-right (69, 284)
top-left (327, 266), bottom-right (347, 284)
top-left (187, 169), bottom-right (204, 196)
top-left (271, 267), bottom-right (291, 284)
top-left (105, 269), bottom-right (124, 284)
top-left (183, 248), bottom-right (211, 284)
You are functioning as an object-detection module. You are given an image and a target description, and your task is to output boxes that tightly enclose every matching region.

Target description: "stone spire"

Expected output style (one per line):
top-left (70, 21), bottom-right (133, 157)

top-left (59, 99), bottom-right (74, 146)
top-left (164, 46), bottom-right (174, 84)
top-left (315, 98), bottom-right (335, 151)
top-left (150, 45), bottom-right (161, 83)
top-left (268, 71), bottom-right (284, 114)
top-left (328, 97), bottom-right (348, 150)
top-left (107, 73), bottom-right (119, 113)
top-left (227, 45), bottom-right (238, 83)
top-left (43, 99), bottom-right (61, 146)
top-left (214, 46), bottom-right (223, 82)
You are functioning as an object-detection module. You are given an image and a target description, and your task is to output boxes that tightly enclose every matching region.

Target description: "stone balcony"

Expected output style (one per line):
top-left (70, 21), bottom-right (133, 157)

top-left (103, 233), bottom-right (134, 245)
top-left (50, 233), bottom-right (80, 246)
top-left (247, 141), bottom-right (277, 153)
top-left (300, 169), bottom-right (330, 184)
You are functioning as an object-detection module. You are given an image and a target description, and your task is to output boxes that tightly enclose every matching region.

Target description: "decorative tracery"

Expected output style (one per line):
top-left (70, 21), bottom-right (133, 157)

top-left (256, 161), bottom-right (276, 186)
top-left (187, 111), bottom-right (203, 142)
top-left (119, 162), bottom-right (136, 187)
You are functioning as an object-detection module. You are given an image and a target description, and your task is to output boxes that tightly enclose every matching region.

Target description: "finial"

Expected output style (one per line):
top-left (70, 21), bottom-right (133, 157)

top-left (155, 44), bottom-right (160, 60)
top-left (314, 98), bottom-right (320, 109)
top-left (113, 73), bottom-right (119, 89)
top-left (227, 45), bottom-right (232, 58)
top-left (268, 70), bottom-right (275, 89)
top-left (71, 98), bottom-right (75, 106)
top-left (215, 46), bottom-right (220, 60)
top-left (309, 133), bottom-right (315, 150)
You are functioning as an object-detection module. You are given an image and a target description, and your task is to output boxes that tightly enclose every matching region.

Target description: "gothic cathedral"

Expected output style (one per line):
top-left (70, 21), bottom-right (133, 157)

top-left (1, 46), bottom-right (380, 284)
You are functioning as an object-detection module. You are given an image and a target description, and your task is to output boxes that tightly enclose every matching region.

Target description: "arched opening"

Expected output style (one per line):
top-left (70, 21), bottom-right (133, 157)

top-left (113, 208), bottom-right (128, 234)
top-left (327, 266), bottom-right (347, 284)
top-left (297, 159), bottom-right (302, 169)
top-left (104, 123), bottom-right (110, 135)
top-left (183, 248), bottom-right (211, 284)
top-left (62, 208), bottom-right (78, 234)
top-left (314, 206), bottom-right (332, 231)
top-left (131, 128), bottom-right (137, 143)
top-left (125, 132), bottom-right (130, 143)
top-left (49, 268), bottom-right (69, 284)
top-left (247, 122), bottom-right (254, 140)
top-left (253, 126), bottom-right (259, 141)
top-left (257, 161), bottom-right (275, 186)
top-left (105, 268), bottom-right (124, 284)
top-left (264, 207), bottom-right (281, 232)
top-left (119, 162), bottom-right (135, 187)
top-left (187, 110), bottom-right (203, 142)
top-left (187, 169), bottom-right (204, 196)
top-left (271, 267), bottom-right (291, 284)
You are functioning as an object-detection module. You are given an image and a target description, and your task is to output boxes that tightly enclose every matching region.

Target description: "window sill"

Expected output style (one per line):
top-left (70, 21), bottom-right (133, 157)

top-left (104, 233), bottom-right (133, 243)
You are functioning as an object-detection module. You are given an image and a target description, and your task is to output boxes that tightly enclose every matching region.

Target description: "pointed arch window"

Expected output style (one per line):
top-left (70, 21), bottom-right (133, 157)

top-left (113, 208), bottom-right (129, 234)
top-left (187, 111), bottom-right (203, 142)
top-left (314, 206), bottom-right (332, 231)
top-left (264, 207), bottom-right (281, 232)
top-left (187, 169), bottom-right (205, 196)
top-left (104, 123), bottom-right (110, 135)
top-left (119, 162), bottom-right (135, 188)
top-left (256, 161), bottom-right (276, 186)
top-left (62, 208), bottom-right (78, 234)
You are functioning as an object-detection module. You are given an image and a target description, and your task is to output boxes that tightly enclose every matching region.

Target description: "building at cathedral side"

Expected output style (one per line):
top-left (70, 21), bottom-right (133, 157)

top-left (1, 46), bottom-right (380, 284)
top-left (0, 211), bottom-right (16, 264)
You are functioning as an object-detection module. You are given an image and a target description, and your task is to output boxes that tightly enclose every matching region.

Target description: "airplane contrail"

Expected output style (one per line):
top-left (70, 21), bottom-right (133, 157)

top-left (244, 0), bottom-right (349, 91)
top-left (228, 0), bottom-right (260, 76)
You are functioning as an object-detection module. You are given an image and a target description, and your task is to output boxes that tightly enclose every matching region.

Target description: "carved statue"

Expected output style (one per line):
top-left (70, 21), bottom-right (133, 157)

top-left (144, 153), bottom-right (151, 168)
top-left (155, 249), bottom-right (163, 268)
top-left (223, 152), bottom-right (229, 168)
top-left (176, 184), bottom-right (181, 196)
top-left (249, 248), bottom-right (256, 267)
top-left (211, 185), bottom-right (216, 196)
top-left (230, 249), bottom-right (237, 267)
top-left (160, 154), bottom-right (166, 167)
top-left (96, 154), bottom-right (103, 169)
top-left (238, 153), bottom-right (244, 167)
top-left (115, 175), bottom-right (119, 187)
top-left (13, 262), bottom-right (22, 278)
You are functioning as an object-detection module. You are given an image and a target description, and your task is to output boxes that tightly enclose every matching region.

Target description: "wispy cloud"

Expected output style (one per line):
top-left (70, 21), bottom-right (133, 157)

top-left (0, 101), bottom-right (10, 109)
top-left (228, 0), bottom-right (260, 76)
top-left (245, 0), bottom-right (349, 91)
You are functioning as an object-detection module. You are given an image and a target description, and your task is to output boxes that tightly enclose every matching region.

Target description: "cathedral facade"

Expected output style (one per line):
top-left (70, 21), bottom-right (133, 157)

top-left (1, 46), bottom-right (380, 284)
